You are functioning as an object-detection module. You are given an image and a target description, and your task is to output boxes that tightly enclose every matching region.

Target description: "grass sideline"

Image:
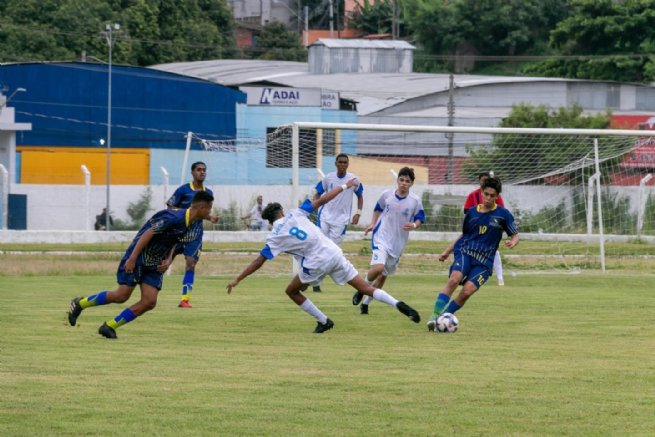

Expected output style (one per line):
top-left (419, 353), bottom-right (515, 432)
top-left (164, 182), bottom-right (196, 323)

top-left (1, 274), bottom-right (654, 436)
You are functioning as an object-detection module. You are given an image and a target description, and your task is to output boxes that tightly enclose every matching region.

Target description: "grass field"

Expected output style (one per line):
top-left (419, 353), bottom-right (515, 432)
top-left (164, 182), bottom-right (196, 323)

top-left (1, 271), bottom-right (654, 436)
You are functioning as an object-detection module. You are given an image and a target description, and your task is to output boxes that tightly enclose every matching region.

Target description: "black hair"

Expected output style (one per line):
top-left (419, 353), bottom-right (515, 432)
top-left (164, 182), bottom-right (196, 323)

top-left (191, 161), bottom-right (206, 171)
top-left (335, 153), bottom-right (349, 162)
top-left (478, 170), bottom-right (495, 180)
top-left (262, 202), bottom-right (283, 224)
top-left (191, 191), bottom-right (214, 204)
top-left (398, 166), bottom-right (415, 182)
top-left (481, 176), bottom-right (502, 194)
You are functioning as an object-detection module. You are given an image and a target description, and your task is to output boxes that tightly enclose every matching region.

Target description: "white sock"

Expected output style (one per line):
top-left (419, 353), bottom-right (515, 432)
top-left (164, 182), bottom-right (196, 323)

top-left (300, 299), bottom-right (328, 324)
top-left (494, 250), bottom-right (504, 281)
top-left (362, 295), bottom-right (373, 305)
top-left (372, 288), bottom-right (398, 307)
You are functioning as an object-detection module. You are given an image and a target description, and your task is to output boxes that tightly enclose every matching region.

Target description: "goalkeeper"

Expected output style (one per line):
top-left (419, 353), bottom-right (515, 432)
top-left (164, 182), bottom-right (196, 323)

top-left (427, 177), bottom-right (519, 331)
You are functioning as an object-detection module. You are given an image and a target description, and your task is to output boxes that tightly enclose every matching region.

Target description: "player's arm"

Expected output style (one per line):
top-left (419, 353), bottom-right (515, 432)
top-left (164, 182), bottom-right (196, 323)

top-left (312, 179), bottom-right (326, 201)
top-left (364, 209), bottom-right (381, 236)
top-left (311, 178), bottom-right (358, 210)
top-left (438, 234), bottom-right (461, 262)
top-left (157, 247), bottom-right (176, 273)
top-left (124, 228), bottom-right (155, 273)
top-left (227, 254), bottom-right (267, 294)
top-left (352, 189), bottom-right (364, 225)
top-left (505, 233), bottom-right (519, 249)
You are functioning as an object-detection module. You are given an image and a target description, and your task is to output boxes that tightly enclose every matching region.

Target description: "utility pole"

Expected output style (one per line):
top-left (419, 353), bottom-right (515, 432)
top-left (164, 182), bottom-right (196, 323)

top-left (447, 74), bottom-right (455, 184)
top-left (328, 0), bottom-right (334, 37)
top-left (103, 23), bottom-right (121, 231)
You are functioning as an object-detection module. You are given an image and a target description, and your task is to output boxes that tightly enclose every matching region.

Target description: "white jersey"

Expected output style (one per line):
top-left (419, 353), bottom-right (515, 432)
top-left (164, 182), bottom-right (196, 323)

top-left (371, 189), bottom-right (425, 258)
top-left (315, 171), bottom-right (363, 226)
top-left (260, 200), bottom-right (343, 270)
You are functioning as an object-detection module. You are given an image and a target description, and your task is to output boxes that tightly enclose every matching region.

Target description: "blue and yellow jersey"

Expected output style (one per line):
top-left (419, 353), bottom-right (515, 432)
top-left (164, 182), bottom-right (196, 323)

top-left (167, 183), bottom-right (214, 209)
top-left (455, 204), bottom-right (518, 269)
top-left (122, 209), bottom-right (191, 267)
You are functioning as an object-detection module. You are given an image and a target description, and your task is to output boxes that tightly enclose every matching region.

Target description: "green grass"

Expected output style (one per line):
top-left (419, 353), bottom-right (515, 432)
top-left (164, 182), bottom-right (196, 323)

top-left (1, 273), bottom-right (654, 436)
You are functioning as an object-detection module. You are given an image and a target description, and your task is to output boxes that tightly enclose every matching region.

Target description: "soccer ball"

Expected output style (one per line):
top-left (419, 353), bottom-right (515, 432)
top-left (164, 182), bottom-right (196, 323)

top-left (436, 313), bottom-right (459, 333)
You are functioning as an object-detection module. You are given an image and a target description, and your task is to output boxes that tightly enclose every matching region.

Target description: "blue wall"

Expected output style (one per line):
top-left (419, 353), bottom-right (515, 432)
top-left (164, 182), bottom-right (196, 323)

top-left (0, 62), bottom-right (245, 149)
top-left (150, 104), bottom-right (357, 185)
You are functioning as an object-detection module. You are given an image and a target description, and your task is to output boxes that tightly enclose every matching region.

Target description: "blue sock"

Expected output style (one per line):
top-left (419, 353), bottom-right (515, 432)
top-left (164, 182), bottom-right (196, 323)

top-left (444, 299), bottom-right (462, 314)
top-left (181, 271), bottom-right (195, 300)
top-left (432, 293), bottom-right (450, 317)
top-left (79, 291), bottom-right (107, 309)
top-left (106, 308), bottom-right (137, 330)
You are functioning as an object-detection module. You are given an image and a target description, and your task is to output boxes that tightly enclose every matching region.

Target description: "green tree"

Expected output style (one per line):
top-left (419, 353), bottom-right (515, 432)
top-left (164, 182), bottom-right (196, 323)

top-left (463, 103), bottom-right (613, 182)
top-left (404, 0), bottom-right (569, 71)
top-left (256, 21), bottom-right (306, 61)
top-left (350, 0), bottom-right (407, 37)
top-left (524, 0), bottom-right (655, 82)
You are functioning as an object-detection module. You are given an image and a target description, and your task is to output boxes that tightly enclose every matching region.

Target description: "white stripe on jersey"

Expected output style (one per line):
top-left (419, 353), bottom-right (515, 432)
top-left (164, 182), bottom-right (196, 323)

top-left (266, 207), bottom-right (343, 269)
top-left (371, 189), bottom-right (424, 258)
top-left (317, 171), bottom-right (361, 226)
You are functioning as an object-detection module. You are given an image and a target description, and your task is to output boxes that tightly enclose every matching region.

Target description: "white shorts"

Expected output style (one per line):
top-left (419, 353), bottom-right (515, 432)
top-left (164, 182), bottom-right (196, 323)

top-left (319, 221), bottom-right (347, 245)
top-left (370, 245), bottom-right (400, 276)
top-left (298, 255), bottom-right (359, 286)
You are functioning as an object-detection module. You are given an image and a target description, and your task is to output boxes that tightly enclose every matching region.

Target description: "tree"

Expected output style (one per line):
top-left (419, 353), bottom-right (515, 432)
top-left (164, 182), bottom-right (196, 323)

top-left (463, 103), bottom-right (614, 182)
top-left (350, 0), bottom-right (407, 37)
top-left (524, 0), bottom-right (655, 82)
top-left (256, 21), bottom-right (306, 62)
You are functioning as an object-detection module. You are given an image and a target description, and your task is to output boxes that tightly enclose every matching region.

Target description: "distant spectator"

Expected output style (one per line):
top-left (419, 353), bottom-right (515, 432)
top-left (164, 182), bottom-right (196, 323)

top-left (95, 208), bottom-right (113, 231)
top-left (242, 195), bottom-right (267, 231)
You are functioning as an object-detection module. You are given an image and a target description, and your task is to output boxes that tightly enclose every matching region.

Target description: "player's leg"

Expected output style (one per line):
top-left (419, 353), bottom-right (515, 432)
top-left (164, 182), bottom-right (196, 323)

top-left (286, 274), bottom-right (333, 333)
top-left (347, 275), bottom-right (420, 323)
top-left (360, 254), bottom-right (397, 313)
top-left (179, 240), bottom-right (201, 307)
top-left (352, 248), bottom-right (386, 306)
top-left (99, 271), bottom-right (162, 339)
top-left (444, 263), bottom-right (490, 315)
top-left (494, 250), bottom-right (504, 286)
top-left (68, 284), bottom-right (136, 326)
top-left (427, 255), bottom-right (467, 331)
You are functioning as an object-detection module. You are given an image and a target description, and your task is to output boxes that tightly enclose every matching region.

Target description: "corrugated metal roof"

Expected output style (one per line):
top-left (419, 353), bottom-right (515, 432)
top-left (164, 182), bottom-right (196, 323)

top-left (310, 38), bottom-right (415, 50)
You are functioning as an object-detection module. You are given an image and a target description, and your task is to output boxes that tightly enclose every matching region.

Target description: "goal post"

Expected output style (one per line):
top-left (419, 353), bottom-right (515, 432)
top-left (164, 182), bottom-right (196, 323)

top-left (279, 121), bottom-right (655, 272)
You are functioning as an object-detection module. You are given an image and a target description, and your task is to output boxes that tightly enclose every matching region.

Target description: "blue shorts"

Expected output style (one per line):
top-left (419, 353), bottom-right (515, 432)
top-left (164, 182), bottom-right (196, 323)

top-left (449, 252), bottom-right (492, 289)
top-left (173, 238), bottom-right (202, 261)
top-left (116, 259), bottom-right (164, 291)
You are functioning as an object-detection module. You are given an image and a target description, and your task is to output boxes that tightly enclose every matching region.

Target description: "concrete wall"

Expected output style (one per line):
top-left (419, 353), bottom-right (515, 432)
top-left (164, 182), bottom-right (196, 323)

top-left (7, 182), bottom-right (653, 231)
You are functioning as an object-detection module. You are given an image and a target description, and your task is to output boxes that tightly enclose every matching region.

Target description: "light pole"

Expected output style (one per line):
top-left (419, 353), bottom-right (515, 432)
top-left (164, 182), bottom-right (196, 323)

top-left (104, 23), bottom-right (120, 231)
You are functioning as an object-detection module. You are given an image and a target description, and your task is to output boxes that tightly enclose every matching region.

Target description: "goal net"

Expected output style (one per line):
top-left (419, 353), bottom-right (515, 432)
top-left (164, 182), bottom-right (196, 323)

top-left (218, 122), bottom-right (653, 273)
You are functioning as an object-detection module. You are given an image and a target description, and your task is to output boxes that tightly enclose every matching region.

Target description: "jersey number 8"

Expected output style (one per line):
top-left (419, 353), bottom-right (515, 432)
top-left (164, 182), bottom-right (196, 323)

top-left (289, 227), bottom-right (308, 241)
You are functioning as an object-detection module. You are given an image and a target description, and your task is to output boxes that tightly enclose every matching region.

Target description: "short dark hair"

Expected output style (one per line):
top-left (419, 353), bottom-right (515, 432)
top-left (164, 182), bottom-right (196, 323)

top-left (398, 167), bottom-right (415, 182)
top-left (191, 191), bottom-right (214, 204)
top-left (191, 161), bottom-right (206, 171)
top-left (482, 176), bottom-right (502, 194)
top-left (335, 153), bottom-right (349, 162)
top-left (262, 202), bottom-right (283, 224)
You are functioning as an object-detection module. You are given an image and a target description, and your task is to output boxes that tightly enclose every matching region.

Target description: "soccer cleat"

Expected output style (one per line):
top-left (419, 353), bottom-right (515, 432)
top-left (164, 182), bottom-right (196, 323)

top-left (426, 317), bottom-right (437, 332)
top-left (396, 301), bottom-right (421, 323)
top-left (360, 304), bottom-right (369, 315)
top-left (352, 291), bottom-right (363, 306)
top-left (313, 318), bottom-right (334, 334)
top-left (178, 300), bottom-right (193, 308)
top-left (67, 297), bottom-right (83, 326)
top-left (312, 286), bottom-right (322, 293)
top-left (98, 323), bottom-right (117, 339)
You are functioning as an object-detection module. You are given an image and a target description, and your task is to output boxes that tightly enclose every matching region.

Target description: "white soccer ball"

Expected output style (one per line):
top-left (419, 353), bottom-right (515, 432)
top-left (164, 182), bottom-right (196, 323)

top-left (436, 313), bottom-right (459, 333)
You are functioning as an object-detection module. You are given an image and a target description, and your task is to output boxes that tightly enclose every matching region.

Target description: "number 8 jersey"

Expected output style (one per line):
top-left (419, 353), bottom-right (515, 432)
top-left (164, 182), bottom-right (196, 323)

top-left (260, 199), bottom-right (343, 269)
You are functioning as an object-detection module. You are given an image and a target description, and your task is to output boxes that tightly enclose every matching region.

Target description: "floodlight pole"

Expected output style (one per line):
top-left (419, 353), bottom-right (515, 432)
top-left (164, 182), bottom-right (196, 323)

top-left (104, 23), bottom-right (120, 231)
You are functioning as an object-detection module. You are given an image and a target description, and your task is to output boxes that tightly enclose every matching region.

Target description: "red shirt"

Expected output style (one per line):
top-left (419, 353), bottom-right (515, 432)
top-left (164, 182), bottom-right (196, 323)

top-left (464, 188), bottom-right (504, 212)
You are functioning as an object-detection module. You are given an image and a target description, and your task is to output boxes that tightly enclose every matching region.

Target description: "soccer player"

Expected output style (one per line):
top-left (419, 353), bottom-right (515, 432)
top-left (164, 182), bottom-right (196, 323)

top-left (311, 153), bottom-right (364, 292)
top-left (226, 179), bottom-right (421, 333)
top-left (352, 167), bottom-right (425, 315)
top-left (167, 161), bottom-right (219, 308)
top-left (465, 171), bottom-right (506, 285)
top-left (67, 191), bottom-right (215, 339)
top-left (241, 195), bottom-right (267, 231)
top-left (427, 177), bottom-right (519, 331)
